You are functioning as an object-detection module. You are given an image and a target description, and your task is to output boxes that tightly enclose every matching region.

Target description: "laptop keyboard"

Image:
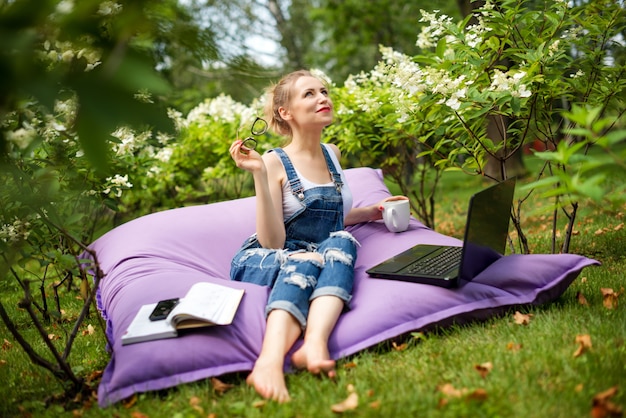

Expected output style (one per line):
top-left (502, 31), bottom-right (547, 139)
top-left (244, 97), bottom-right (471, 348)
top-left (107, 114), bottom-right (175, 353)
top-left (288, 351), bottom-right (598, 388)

top-left (404, 246), bottom-right (462, 276)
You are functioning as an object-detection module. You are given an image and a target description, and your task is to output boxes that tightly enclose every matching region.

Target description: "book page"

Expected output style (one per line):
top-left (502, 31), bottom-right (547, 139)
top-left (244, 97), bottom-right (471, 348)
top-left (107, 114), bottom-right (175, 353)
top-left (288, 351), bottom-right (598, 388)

top-left (169, 282), bottom-right (244, 329)
top-left (122, 303), bottom-right (177, 345)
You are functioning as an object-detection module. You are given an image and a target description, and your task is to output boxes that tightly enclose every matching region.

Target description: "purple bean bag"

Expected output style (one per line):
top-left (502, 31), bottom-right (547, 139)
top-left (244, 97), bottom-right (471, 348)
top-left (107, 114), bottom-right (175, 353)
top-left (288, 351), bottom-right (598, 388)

top-left (89, 167), bottom-right (597, 406)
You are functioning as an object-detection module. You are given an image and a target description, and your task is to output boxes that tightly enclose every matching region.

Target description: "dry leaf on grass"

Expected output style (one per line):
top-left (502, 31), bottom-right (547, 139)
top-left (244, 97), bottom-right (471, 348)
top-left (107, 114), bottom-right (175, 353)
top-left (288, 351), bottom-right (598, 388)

top-left (437, 383), bottom-right (488, 406)
top-left (252, 399), bottom-right (267, 408)
top-left (331, 385), bottom-right (359, 414)
top-left (573, 334), bottom-right (592, 358)
top-left (82, 324), bottom-right (95, 336)
top-left (211, 377), bottom-right (234, 395)
top-left (513, 311), bottom-right (533, 325)
top-left (591, 386), bottom-right (623, 418)
top-left (474, 362), bottom-right (493, 378)
top-left (577, 291), bottom-right (589, 306)
top-left (331, 392), bottom-right (359, 413)
top-left (392, 341), bottom-right (408, 351)
top-left (601, 288), bottom-right (621, 310)
top-left (122, 394), bottom-right (137, 409)
top-left (189, 396), bottom-right (203, 414)
top-left (467, 388), bottom-right (488, 401)
top-left (437, 383), bottom-right (468, 398)
top-left (614, 223), bottom-right (624, 232)
top-left (2, 339), bottom-right (12, 350)
top-left (506, 342), bottom-right (523, 351)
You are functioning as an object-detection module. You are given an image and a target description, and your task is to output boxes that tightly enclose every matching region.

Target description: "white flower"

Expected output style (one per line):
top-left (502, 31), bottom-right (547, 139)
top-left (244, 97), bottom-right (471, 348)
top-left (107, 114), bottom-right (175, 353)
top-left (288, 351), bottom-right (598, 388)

top-left (56, 0), bottom-right (74, 15)
top-left (7, 128), bottom-right (37, 149)
top-left (98, 1), bottom-right (123, 16)
top-left (154, 147), bottom-right (173, 163)
top-left (416, 10), bottom-right (454, 49)
top-left (0, 219), bottom-right (31, 243)
top-left (489, 69), bottom-right (532, 98)
top-left (103, 174), bottom-right (133, 197)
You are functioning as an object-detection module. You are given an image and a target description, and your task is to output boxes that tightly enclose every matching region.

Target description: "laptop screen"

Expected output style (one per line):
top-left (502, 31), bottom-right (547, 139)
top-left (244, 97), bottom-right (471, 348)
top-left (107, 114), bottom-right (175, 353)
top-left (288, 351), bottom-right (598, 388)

top-left (458, 177), bottom-right (516, 281)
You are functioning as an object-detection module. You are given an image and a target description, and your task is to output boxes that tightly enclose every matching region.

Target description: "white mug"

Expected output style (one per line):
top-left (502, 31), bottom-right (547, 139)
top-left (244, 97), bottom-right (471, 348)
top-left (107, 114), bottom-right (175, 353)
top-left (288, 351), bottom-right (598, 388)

top-left (382, 200), bottom-right (410, 233)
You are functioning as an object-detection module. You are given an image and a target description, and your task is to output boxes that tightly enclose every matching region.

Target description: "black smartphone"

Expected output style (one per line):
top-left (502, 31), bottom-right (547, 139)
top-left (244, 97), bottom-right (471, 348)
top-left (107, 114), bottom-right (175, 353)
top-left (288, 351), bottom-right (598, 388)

top-left (148, 298), bottom-right (180, 321)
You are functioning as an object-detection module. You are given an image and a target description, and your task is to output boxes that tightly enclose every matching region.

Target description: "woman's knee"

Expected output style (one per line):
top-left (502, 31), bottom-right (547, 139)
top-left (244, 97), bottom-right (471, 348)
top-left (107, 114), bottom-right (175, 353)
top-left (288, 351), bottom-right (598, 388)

top-left (289, 251), bottom-right (323, 264)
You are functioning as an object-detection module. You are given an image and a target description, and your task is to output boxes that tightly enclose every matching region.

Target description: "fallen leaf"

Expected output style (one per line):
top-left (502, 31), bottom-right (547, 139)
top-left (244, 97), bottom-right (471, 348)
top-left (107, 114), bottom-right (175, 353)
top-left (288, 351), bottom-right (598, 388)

top-left (467, 388), bottom-right (488, 401)
top-left (130, 412), bottom-right (149, 418)
top-left (48, 333), bottom-right (60, 341)
top-left (2, 339), bottom-right (11, 350)
top-left (594, 228), bottom-right (605, 236)
top-left (392, 341), bottom-right (408, 351)
top-left (573, 334), bottom-right (592, 358)
top-left (575, 384), bottom-right (584, 392)
top-left (369, 400), bottom-right (381, 409)
top-left (581, 277), bottom-right (588, 283)
top-left (343, 361), bottom-right (357, 369)
top-left (506, 342), bottom-right (522, 351)
top-left (189, 396), bottom-right (203, 413)
top-left (513, 311), bottom-right (533, 325)
top-left (591, 386), bottom-right (623, 418)
top-left (437, 383), bottom-right (468, 398)
top-left (211, 377), bottom-right (234, 395)
top-left (331, 392), bottom-right (359, 413)
top-left (252, 400), bottom-right (267, 408)
top-left (601, 288), bottom-right (620, 310)
top-left (122, 394), bottom-right (137, 409)
top-left (474, 362), bottom-right (493, 379)
top-left (614, 223), bottom-right (623, 232)
top-left (577, 291), bottom-right (589, 306)
top-left (82, 324), bottom-right (95, 336)
top-left (85, 369), bottom-right (103, 384)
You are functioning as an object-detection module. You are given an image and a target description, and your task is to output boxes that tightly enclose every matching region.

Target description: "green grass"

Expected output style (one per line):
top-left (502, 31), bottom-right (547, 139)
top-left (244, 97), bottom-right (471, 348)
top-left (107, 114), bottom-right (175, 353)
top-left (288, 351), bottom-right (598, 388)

top-left (1, 162), bottom-right (625, 417)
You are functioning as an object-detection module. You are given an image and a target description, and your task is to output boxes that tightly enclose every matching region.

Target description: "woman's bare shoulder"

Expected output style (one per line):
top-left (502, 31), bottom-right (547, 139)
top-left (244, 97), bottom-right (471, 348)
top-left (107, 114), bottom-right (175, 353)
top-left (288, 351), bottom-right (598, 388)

top-left (262, 150), bottom-right (286, 186)
top-left (324, 143), bottom-right (342, 159)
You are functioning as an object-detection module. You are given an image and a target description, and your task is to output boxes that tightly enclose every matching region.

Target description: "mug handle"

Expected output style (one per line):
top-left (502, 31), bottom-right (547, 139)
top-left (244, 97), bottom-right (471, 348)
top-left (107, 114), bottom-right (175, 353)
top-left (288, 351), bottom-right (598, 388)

top-left (389, 207), bottom-right (398, 229)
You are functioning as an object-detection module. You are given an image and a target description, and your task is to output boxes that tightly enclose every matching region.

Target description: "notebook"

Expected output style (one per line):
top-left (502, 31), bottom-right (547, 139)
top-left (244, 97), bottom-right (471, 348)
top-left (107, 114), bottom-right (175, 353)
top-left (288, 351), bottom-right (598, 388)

top-left (366, 177), bottom-right (516, 288)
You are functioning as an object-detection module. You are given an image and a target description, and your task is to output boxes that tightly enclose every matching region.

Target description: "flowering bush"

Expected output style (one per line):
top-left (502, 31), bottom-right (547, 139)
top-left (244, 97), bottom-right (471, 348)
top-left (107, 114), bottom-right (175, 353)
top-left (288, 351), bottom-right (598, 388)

top-left (326, 0), bottom-right (626, 252)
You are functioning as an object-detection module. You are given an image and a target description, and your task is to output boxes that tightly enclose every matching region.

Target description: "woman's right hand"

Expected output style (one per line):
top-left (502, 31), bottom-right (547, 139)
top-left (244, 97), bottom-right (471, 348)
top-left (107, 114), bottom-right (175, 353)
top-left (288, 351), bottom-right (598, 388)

top-left (229, 140), bottom-right (265, 174)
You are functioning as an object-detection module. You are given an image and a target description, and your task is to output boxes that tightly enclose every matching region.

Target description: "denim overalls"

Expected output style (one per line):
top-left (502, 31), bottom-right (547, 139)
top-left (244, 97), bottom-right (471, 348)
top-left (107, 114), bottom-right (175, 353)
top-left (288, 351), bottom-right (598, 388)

top-left (230, 145), bottom-right (358, 329)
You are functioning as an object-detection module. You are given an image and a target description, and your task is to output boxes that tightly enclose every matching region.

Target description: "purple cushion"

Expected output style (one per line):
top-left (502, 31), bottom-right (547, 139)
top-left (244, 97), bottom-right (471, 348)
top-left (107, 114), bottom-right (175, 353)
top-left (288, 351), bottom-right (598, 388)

top-left (89, 167), bottom-right (598, 406)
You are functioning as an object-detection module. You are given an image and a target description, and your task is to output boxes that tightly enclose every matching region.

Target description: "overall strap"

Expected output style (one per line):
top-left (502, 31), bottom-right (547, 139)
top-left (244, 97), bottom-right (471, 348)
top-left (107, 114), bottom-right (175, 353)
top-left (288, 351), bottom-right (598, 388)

top-left (270, 148), bottom-right (305, 200)
top-left (321, 144), bottom-right (343, 193)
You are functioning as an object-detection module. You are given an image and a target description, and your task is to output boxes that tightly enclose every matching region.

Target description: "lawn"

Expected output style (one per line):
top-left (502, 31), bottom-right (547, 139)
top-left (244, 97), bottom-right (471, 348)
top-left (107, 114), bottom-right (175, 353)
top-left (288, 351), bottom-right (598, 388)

top-left (1, 160), bottom-right (624, 417)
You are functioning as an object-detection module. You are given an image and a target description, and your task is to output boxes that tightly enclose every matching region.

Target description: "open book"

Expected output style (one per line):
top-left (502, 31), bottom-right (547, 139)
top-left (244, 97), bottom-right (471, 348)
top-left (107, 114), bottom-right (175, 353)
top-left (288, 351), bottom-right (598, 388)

top-left (122, 282), bottom-right (245, 345)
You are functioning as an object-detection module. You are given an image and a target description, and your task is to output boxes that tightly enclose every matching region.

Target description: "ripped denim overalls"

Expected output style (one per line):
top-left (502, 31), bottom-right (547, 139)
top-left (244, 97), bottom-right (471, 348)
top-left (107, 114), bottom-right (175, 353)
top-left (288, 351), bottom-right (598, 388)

top-left (230, 145), bottom-right (358, 329)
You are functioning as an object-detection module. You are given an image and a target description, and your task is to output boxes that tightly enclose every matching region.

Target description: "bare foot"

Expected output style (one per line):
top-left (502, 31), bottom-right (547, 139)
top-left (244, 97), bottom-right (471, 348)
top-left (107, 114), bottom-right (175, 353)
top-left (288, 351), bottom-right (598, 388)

top-left (246, 360), bottom-right (291, 403)
top-left (291, 342), bottom-right (336, 379)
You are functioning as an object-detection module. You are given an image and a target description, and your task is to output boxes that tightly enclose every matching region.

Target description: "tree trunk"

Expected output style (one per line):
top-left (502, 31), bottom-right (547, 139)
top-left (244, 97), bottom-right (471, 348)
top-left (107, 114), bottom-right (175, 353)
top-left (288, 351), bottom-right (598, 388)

top-left (457, 0), bottom-right (527, 180)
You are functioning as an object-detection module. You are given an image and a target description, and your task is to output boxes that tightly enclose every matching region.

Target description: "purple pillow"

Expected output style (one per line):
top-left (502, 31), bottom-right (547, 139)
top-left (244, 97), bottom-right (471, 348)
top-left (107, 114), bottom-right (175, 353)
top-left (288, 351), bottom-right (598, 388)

top-left (89, 167), bottom-right (598, 406)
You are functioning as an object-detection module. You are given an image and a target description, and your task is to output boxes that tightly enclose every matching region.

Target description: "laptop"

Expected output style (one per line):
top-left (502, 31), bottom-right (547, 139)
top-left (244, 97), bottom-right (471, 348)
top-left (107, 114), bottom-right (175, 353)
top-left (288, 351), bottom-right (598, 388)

top-left (366, 177), bottom-right (516, 288)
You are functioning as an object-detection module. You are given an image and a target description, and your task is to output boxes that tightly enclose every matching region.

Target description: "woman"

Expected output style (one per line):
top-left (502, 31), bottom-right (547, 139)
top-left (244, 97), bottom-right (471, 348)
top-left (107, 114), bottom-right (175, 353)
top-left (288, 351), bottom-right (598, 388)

top-left (229, 70), bottom-right (407, 402)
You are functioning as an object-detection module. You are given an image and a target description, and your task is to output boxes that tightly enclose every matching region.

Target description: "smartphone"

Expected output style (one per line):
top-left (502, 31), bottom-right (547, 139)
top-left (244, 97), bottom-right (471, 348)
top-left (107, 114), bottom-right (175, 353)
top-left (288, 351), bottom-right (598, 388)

top-left (148, 298), bottom-right (180, 321)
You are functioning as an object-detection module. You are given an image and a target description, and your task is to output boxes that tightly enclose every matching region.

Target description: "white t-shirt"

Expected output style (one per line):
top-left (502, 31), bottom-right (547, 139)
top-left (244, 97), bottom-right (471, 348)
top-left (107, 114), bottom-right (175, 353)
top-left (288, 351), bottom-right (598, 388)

top-left (273, 144), bottom-right (353, 222)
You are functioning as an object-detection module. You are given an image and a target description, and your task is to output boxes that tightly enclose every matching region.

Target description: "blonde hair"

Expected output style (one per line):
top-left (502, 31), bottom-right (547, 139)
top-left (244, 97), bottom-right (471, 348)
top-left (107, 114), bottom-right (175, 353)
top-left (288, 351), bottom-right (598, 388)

top-left (263, 69), bottom-right (326, 138)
